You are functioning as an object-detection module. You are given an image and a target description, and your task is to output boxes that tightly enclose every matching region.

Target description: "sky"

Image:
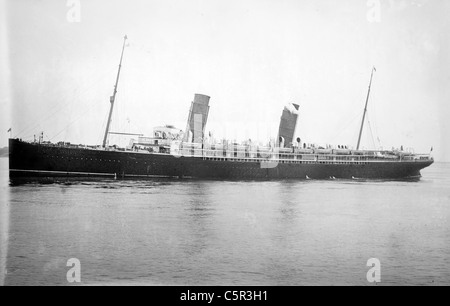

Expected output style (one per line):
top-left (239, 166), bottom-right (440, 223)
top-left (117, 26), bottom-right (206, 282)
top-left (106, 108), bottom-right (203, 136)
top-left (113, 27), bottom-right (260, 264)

top-left (0, 0), bottom-right (449, 161)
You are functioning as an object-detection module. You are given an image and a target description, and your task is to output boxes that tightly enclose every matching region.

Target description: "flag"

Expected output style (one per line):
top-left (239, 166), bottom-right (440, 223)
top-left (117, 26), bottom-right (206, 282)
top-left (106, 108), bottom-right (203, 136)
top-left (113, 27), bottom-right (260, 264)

top-left (7, 128), bottom-right (11, 133)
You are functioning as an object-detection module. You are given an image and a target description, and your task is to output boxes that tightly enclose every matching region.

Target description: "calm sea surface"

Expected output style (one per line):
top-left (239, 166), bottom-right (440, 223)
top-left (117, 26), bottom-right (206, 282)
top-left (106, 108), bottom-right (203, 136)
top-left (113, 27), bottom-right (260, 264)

top-left (0, 157), bottom-right (449, 286)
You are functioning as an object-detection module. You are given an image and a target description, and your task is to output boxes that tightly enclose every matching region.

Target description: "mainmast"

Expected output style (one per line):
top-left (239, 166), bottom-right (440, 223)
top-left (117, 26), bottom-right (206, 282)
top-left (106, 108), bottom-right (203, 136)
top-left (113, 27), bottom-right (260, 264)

top-left (102, 35), bottom-right (128, 148)
top-left (356, 66), bottom-right (376, 151)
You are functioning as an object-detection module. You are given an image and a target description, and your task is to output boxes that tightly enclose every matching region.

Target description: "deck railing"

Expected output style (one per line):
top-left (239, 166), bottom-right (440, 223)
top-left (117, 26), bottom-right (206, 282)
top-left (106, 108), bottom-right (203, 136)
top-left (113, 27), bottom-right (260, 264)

top-left (29, 139), bottom-right (433, 164)
top-left (168, 145), bottom-right (433, 164)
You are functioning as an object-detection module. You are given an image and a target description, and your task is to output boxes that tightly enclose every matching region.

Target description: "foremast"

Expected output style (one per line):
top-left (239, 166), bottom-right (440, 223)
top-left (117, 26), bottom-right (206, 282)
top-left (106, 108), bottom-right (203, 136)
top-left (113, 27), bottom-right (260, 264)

top-left (102, 35), bottom-right (128, 148)
top-left (356, 66), bottom-right (376, 151)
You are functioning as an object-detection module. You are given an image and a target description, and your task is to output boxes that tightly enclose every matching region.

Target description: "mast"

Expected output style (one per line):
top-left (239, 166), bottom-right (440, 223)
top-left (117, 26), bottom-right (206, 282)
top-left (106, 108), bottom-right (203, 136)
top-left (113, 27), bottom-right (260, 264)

top-left (102, 35), bottom-right (128, 148)
top-left (356, 66), bottom-right (376, 150)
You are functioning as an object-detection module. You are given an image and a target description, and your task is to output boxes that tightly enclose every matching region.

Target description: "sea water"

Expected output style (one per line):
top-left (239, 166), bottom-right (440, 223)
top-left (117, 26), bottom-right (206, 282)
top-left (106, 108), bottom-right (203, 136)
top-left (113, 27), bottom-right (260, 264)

top-left (0, 158), bottom-right (449, 286)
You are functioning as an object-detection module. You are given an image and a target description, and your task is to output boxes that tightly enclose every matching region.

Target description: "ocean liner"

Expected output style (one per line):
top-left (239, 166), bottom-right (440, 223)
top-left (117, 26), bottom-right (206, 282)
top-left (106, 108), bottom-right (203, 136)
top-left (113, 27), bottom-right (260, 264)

top-left (9, 36), bottom-right (433, 180)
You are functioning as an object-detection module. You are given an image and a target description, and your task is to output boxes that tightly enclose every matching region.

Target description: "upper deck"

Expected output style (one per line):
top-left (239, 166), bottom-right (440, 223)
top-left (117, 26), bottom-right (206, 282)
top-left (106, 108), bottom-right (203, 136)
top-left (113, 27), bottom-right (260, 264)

top-left (131, 141), bottom-right (433, 165)
top-left (17, 138), bottom-right (433, 166)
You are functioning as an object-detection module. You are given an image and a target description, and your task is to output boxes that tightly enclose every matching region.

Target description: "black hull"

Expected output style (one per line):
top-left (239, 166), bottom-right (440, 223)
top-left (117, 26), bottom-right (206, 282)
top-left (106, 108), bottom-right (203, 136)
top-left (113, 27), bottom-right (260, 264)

top-left (9, 139), bottom-right (433, 181)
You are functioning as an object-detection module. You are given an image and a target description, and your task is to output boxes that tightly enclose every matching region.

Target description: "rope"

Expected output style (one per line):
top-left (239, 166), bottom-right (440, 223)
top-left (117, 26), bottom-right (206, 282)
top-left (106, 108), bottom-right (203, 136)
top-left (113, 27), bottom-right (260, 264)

top-left (96, 112), bottom-right (109, 145)
top-left (328, 110), bottom-right (362, 142)
top-left (13, 67), bottom-right (117, 139)
top-left (370, 107), bottom-right (383, 149)
top-left (49, 99), bottom-right (102, 142)
top-left (366, 113), bottom-right (376, 149)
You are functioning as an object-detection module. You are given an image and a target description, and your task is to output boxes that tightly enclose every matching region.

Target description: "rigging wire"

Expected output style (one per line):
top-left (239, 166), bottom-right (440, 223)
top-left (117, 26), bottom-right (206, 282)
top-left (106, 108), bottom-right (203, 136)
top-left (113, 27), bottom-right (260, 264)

top-left (64, 88), bottom-right (76, 143)
top-left (49, 101), bottom-right (100, 142)
top-left (366, 113), bottom-right (377, 149)
top-left (350, 121), bottom-right (361, 149)
top-left (13, 67), bottom-right (117, 139)
top-left (97, 112), bottom-right (109, 146)
top-left (369, 100), bottom-right (383, 149)
top-left (328, 110), bottom-right (362, 143)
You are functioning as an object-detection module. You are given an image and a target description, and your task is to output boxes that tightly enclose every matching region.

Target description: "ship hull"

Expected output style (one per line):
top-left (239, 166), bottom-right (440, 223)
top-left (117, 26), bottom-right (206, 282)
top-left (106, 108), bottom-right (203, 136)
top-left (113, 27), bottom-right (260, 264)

top-left (9, 139), bottom-right (433, 181)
